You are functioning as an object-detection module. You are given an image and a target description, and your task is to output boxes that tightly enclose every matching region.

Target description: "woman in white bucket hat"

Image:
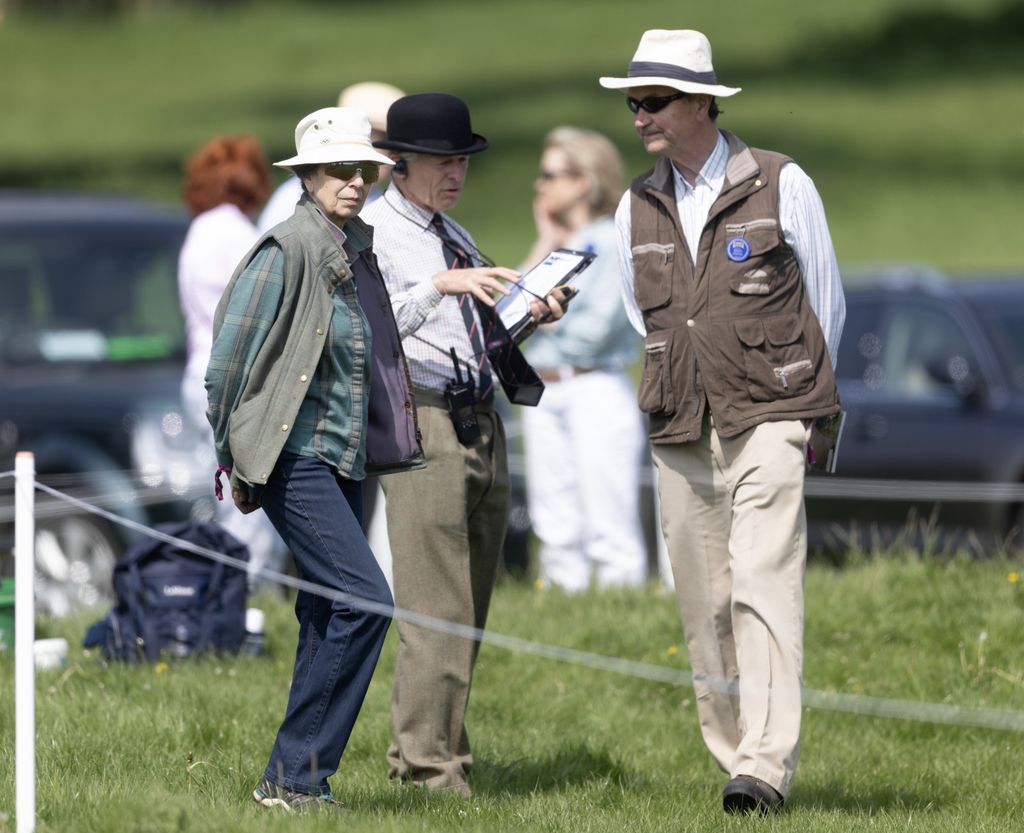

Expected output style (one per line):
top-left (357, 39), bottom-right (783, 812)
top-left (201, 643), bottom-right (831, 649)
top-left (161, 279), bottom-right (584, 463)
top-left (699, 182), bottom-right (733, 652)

top-left (206, 106), bottom-right (423, 812)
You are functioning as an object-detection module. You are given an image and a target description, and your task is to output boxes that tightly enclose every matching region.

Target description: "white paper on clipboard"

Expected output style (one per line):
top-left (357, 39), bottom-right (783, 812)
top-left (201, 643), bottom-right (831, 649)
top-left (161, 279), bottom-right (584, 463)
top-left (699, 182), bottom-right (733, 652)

top-left (495, 248), bottom-right (594, 336)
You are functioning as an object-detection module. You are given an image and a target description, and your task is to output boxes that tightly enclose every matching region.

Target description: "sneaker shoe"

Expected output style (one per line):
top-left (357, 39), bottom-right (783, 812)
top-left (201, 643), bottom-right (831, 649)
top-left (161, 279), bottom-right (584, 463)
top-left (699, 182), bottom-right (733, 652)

top-left (252, 777), bottom-right (348, 813)
top-left (722, 775), bottom-right (785, 815)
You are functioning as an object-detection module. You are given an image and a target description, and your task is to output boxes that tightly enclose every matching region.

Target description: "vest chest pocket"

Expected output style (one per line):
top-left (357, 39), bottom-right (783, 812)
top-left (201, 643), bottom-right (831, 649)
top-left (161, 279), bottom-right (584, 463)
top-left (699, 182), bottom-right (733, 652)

top-left (632, 242), bottom-right (674, 311)
top-left (637, 336), bottom-right (675, 416)
top-left (726, 220), bottom-right (782, 296)
top-left (735, 313), bottom-right (815, 402)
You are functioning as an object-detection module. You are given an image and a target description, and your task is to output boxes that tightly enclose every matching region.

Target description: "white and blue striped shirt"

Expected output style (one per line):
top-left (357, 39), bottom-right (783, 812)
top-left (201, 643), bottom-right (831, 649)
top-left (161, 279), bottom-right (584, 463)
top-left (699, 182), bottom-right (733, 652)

top-left (614, 131), bottom-right (845, 368)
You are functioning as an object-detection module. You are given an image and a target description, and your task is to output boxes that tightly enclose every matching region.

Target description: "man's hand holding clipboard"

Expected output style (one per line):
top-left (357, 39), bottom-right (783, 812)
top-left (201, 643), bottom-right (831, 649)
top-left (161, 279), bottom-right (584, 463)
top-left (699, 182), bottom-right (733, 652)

top-left (495, 248), bottom-right (596, 341)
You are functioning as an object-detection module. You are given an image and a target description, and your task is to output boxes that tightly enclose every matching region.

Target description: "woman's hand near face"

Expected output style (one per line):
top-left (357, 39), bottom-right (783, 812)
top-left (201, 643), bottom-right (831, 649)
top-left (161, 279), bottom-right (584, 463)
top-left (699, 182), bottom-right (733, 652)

top-left (533, 194), bottom-right (570, 248)
top-left (523, 194), bottom-right (571, 270)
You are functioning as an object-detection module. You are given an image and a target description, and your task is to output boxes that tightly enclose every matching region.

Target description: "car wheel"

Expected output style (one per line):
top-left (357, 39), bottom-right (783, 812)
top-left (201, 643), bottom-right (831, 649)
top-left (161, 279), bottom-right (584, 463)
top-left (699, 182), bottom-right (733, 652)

top-left (34, 514), bottom-right (120, 617)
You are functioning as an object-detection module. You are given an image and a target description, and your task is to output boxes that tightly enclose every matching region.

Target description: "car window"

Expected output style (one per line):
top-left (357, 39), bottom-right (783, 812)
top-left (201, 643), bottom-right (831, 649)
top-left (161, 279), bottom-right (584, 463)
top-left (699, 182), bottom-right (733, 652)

top-left (969, 297), bottom-right (1024, 393)
top-left (839, 296), bottom-right (978, 400)
top-left (875, 301), bottom-right (977, 399)
top-left (835, 298), bottom-right (883, 382)
top-left (0, 225), bottom-right (185, 364)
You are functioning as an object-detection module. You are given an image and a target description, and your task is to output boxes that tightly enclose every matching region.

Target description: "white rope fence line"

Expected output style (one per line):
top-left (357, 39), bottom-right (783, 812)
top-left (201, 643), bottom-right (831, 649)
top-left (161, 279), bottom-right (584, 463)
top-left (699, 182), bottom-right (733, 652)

top-left (5, 463), bottom-right (1024, 522)
top-left (4, 469), bottom-right (1023, 733)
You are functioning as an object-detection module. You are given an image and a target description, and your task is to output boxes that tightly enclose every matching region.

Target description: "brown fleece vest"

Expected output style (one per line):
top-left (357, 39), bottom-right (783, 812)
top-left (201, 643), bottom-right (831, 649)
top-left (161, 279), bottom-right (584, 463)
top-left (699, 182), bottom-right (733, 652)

top-left (630, 131), bottom-right (840, 443)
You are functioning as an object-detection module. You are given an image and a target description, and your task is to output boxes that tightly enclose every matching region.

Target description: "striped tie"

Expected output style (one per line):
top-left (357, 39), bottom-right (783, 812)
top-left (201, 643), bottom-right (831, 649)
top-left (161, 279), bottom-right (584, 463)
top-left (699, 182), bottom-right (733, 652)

top-left (431, 213), bottom-right (494, 403)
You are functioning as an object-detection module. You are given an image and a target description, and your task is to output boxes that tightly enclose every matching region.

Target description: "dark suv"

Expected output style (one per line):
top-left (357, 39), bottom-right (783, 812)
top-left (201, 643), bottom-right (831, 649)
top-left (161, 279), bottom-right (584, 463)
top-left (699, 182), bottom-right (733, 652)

top-left (807, 268), bottom-right (1024, 553)
top-left (0, 192), bottom-right (215, 615)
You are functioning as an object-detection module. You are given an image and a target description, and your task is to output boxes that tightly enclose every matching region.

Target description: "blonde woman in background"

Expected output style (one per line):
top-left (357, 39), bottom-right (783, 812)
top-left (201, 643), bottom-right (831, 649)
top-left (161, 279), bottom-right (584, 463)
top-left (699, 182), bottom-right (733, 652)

top-left (521, 127), bottom-right (647, 592)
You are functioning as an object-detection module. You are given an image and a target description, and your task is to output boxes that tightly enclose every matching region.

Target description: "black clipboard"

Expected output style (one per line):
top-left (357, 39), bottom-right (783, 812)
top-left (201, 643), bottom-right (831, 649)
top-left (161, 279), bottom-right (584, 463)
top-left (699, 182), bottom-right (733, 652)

top-left (495, 248), bottom-right (596, 341)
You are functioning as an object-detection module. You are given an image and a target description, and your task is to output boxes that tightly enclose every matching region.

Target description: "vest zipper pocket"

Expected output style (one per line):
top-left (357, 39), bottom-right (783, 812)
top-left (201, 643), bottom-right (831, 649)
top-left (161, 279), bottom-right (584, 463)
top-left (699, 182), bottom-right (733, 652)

top-left (774, 359), bottom-right (812, 391)
top-left (632, 242), bottom-right (674, 266)
top-left (725, 218), bottom-right (779, 236)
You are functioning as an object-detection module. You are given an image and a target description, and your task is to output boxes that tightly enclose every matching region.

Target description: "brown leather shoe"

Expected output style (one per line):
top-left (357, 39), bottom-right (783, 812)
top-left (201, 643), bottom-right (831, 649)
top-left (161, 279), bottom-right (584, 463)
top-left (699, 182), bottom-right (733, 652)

top-left (722, 775), bottom-right (784, 815)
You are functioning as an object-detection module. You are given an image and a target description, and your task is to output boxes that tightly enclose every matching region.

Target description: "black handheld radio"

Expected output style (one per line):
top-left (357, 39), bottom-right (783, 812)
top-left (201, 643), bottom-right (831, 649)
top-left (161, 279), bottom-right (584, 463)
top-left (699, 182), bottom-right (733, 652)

top-left (444, 348), bottom-right (482, 446)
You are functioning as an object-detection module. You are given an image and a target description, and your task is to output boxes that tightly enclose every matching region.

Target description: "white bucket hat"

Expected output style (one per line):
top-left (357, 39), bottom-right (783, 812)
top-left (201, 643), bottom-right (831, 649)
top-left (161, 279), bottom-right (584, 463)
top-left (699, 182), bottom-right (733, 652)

top-left (599, 29), bottom-right (741, 98)
top-left (274, 107), bottom-right (395, 169)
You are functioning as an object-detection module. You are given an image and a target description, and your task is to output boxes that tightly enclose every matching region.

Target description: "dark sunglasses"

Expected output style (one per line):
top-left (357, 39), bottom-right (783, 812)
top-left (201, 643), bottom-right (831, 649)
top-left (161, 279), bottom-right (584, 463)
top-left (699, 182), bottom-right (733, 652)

top-left (324, 161), bottom-right (380, 183)
top-left (626, 91), bottom-right (689, 114)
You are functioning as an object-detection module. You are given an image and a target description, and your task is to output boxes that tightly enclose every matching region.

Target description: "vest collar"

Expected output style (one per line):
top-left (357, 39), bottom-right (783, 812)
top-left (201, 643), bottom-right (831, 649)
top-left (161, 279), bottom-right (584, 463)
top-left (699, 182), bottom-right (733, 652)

top-left (641, 129), bottom-right (761, 199)
top-left (721, 130), bottom-right (760, 190)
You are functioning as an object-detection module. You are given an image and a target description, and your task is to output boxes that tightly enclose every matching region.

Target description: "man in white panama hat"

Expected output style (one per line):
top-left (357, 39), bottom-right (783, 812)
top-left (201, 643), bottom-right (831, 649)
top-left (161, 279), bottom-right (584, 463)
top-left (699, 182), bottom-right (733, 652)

top-left (601, 29), bottom-right (846, 814)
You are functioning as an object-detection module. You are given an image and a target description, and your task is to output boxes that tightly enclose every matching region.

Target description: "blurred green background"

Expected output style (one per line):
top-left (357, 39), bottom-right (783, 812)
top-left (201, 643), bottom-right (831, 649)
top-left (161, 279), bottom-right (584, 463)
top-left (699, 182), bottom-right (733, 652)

top-left (2, 0), bottom-right (1023, 269)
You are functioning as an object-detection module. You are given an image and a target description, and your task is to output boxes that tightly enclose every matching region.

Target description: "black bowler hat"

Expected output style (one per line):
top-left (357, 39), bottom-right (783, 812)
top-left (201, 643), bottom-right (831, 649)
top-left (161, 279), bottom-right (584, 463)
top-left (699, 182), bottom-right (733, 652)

top-left (373, 93), bottom-right (489, 156)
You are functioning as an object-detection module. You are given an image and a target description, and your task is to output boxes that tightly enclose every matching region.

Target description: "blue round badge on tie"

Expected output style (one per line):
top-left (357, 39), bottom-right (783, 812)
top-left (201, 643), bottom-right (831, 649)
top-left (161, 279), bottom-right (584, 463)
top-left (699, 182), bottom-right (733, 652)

top-left (726, 237), bottom-right (751, 262)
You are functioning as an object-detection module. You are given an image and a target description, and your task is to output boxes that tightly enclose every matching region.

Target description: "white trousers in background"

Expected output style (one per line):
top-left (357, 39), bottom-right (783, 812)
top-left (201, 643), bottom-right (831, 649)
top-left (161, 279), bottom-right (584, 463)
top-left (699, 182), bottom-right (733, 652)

top-left (523, 369), bottom-right (647, 592)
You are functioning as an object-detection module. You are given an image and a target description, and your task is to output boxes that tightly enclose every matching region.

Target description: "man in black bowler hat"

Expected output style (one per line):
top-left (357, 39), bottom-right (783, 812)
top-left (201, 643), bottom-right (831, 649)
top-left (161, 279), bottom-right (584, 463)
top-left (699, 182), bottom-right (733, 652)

top-left (363, 93), bottom-right (567, 796)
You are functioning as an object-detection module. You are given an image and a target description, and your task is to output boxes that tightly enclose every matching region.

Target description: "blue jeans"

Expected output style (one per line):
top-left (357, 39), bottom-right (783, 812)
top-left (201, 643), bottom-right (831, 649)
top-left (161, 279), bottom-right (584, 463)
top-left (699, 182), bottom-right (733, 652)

top-left (259, 453), bottom-right (393, 795)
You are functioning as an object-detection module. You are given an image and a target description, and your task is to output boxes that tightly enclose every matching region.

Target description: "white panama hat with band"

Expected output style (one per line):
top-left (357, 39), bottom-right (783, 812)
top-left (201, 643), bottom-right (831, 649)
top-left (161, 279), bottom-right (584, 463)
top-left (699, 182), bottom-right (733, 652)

top-left (274, 107), bottom-right (395, 169)
top-left (599, 29), bottom-right (741, 98)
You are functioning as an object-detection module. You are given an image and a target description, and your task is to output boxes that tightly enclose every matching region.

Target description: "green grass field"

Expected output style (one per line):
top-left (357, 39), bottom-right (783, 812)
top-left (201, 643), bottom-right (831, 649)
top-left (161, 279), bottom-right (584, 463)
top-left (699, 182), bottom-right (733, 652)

top-left (2, 0), bottom-right (1024, 270)
top-left (3, 3), bottom-right (1024, 829)
top-left (2, 553), bottom-right (1024, 832)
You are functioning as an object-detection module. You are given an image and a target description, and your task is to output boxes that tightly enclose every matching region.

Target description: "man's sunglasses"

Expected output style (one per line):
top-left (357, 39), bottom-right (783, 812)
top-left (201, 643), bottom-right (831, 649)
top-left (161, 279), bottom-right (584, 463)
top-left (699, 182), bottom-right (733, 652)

top-left (626, 91), bottom-right (690, 114)
top-left (324, 161), bottom-right (380, 183)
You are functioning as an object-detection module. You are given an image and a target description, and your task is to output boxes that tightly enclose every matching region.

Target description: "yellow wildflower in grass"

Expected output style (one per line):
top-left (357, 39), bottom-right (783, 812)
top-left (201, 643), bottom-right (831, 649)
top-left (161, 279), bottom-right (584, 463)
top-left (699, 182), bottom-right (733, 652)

top-left (533, 578), bottom-right (545, 591)
top-left (154, 662), bottom-right (169, 675)
top-left (1008, 572), bottom-right (1019, 584)
top-left (666, 645), bottom-right (679, 656)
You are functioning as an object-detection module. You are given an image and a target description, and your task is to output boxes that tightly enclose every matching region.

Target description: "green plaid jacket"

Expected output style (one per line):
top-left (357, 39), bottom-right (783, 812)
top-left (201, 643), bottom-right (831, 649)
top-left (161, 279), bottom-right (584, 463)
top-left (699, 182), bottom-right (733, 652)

top-left (206, 198), bottom-right (398, 493)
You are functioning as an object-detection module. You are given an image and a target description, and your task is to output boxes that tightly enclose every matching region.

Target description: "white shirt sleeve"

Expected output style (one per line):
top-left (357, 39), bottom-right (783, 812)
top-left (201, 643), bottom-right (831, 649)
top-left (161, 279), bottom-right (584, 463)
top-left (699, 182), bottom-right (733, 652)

top-left (614, 191), bottom-right (647, 337)
top-left (779, 162), bottom-right (846, 369)
top-left (383, 271), bottom-right (444, 338)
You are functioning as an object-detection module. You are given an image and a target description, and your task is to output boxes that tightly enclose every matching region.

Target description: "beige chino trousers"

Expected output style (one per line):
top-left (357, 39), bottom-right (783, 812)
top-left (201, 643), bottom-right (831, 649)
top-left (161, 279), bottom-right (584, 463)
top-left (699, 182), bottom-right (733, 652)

top-left (381, 391), bottom-right (508, 795)
top-left (654, 416), bottom-right (808, 797)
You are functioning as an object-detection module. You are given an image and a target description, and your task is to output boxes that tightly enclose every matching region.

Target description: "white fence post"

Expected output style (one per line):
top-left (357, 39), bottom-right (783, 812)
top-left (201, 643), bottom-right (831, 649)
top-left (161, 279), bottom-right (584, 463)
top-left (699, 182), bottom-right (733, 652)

top-left (15, 451), bottom-right (36, 833)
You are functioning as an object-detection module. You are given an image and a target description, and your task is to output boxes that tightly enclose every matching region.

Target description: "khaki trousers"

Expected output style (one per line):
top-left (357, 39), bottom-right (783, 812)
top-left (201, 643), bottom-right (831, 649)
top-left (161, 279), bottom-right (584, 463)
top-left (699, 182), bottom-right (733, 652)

top-left (653, 417), bottom-right (808, 797)
top-left (380, 392), bottom-right (508, 794)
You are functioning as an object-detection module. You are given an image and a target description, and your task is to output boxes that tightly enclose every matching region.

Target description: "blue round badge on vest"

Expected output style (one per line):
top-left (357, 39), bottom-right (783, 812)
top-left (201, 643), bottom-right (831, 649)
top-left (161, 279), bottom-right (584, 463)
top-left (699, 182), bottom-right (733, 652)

top-left (726, 237), bottom-right (751, 262)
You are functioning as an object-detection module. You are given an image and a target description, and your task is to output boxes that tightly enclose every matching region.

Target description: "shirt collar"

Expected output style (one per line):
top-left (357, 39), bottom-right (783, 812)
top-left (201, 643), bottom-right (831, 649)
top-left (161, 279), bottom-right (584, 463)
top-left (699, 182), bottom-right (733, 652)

top-left (307, 200), bottom-right (374, 256)
top-left (382, 183), bottom-right (436, 229)
top-left (672, 130), bottom-right (729, 195)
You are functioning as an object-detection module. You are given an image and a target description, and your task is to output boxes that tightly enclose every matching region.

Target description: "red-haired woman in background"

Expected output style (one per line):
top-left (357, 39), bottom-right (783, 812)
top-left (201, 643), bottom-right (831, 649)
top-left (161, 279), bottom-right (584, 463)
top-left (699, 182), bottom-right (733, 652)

top-left (177, 135), bottom-right (285, 588)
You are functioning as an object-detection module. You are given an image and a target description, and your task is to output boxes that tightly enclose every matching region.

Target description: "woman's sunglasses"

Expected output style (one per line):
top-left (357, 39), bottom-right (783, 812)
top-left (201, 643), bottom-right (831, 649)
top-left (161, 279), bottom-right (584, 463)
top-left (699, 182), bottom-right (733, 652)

top-left (324, 162), bottom-right (381, 183)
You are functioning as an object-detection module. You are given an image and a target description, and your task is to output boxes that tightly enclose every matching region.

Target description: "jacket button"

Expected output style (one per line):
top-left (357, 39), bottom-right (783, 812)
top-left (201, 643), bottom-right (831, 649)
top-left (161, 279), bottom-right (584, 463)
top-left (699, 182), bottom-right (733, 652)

top-left (393, 351), bottom-right (400, 359)
top-left (316, 328), bottom-right (324, 335)
top-left (755, 179), bottom-right (762, 187)
top-left (300, 374), bottom-right (308, 382)
top-left (686, 319), bottom-right (695, 327)
top-left (281, 424), bottom-right (289, 431)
